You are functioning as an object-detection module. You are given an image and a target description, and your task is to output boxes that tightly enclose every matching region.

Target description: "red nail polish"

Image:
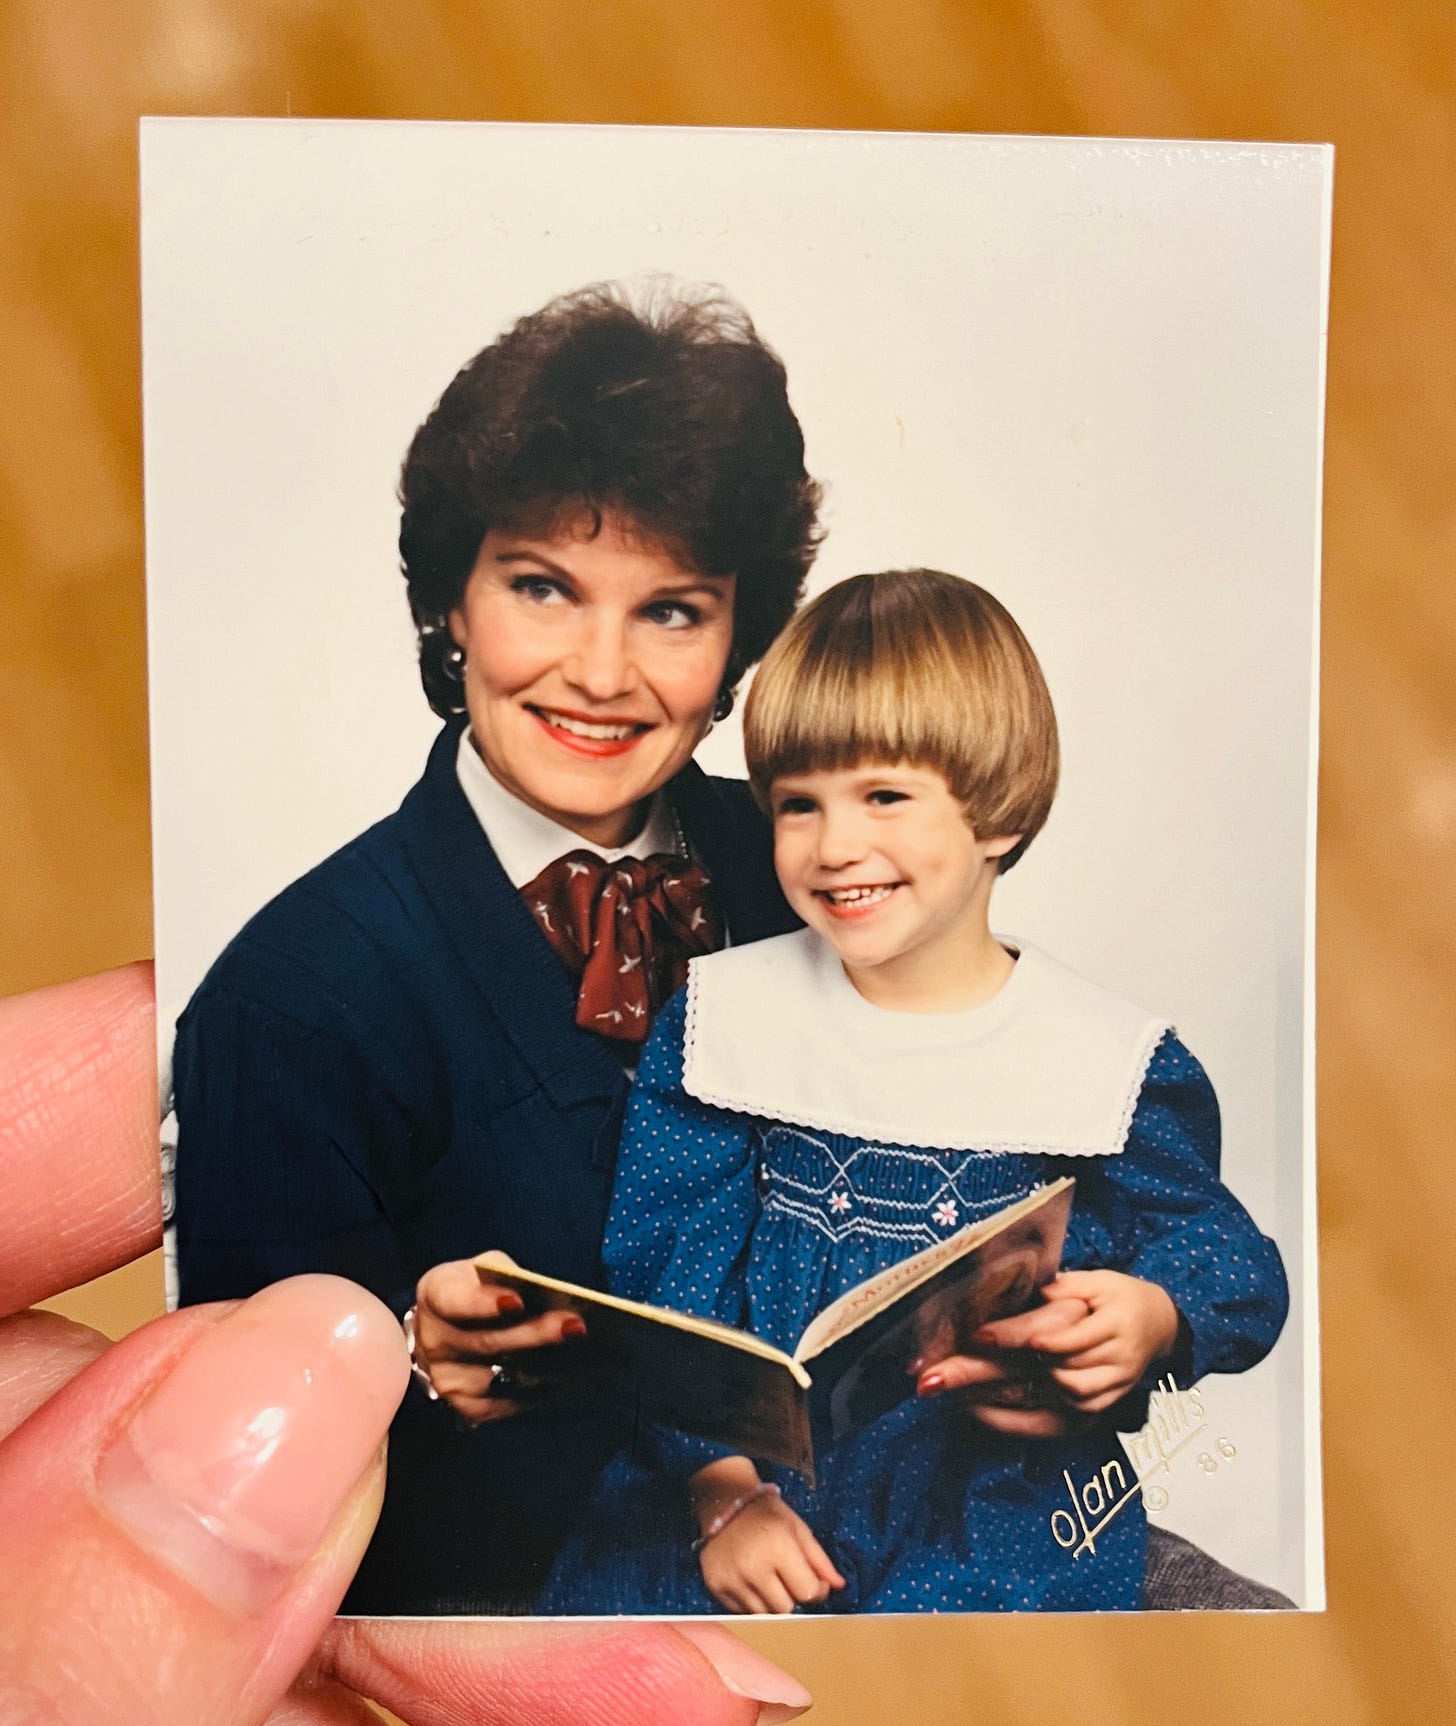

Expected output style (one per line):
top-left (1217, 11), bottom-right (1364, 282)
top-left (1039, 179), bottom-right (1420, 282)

top-left (917, 1373), bottom-right (945, 1396)
top-left (561, 1314), bottom-right (588, 1338)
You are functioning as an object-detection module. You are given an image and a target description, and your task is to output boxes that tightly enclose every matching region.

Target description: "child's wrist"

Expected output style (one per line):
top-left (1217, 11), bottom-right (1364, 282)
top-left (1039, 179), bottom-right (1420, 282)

top-left (1148, 1284), bottom-right (1181, 1360)
top-left (689, 1456), bottom-right (760, 1519)
top-left (692, 1481), bottom-right (781, 1552)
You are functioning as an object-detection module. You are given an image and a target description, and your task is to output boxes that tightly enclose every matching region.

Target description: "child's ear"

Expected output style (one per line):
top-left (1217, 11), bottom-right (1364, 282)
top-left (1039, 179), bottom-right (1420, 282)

top-left (985, 832), bottom-right (1022, 859)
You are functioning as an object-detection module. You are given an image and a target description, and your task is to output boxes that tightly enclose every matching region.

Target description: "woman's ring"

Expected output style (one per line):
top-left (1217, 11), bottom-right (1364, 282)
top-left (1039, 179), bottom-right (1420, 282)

top-left (486, 1362), bottom-right (518, 1399)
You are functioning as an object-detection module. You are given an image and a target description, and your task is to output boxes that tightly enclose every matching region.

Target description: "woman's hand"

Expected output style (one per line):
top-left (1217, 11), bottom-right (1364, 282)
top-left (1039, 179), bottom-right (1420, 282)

top-left (412, 1256), bottom-right (590, 1422)
top-left (0, 964), bottom-right (813, 1726)
top-left (913, 1294), bottom-right (1090, 1436)
top-left (691, 1458), bottom-right (846, 1616)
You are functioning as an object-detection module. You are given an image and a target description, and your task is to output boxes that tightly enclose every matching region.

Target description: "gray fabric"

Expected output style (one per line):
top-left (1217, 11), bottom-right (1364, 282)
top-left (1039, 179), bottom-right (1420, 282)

top-left (1142, 1526), bottom-right (1295, 1610)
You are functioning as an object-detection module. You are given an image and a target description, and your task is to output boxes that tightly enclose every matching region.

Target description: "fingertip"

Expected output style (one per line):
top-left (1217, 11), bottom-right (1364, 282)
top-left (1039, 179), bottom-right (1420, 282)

top-left (1030, 1333), bottom-right (1072, 1356)
top-left (95, 1276), bottom-right (406, 1616)
top-left (674, 1622), bottom-right (814, 1712)
top-left (1052, 1270), bottom-right (1096, 1294)
top-left (0, 1309), bottom-right (113, 1439)
top-left (0, 964), bottom-right (163, 1314)
top-left (0, 1291), bottom-right (396, 1726)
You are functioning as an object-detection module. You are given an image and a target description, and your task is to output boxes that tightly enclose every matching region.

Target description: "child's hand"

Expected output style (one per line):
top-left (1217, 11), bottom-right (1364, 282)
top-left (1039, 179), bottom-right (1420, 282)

top-left (691, 1462), bottom-right (846, 1615)
top-left (976, 1270), bottom-right (1180, 1415)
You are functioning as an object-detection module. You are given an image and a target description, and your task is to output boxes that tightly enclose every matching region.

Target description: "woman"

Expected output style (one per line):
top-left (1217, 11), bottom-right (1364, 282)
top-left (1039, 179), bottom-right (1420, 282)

top-left (173, 281), bottom-right (821, 1614)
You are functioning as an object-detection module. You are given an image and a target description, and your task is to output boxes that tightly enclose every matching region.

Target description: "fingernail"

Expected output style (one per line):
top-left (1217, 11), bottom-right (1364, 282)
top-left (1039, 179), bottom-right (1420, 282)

top-left (96, 1275), bottom-right (408, 1614)
top-left (907, 1355), bottom-right (924, 1375)
top-left (498, 1292), bottom-right (525, 1314)
top-left (561, 1314), bottom-right (588, 1338)
top-left (917, 1373), bottom-right (946, 1397)
top-left (676, 1623), bottom-right (814, 1722)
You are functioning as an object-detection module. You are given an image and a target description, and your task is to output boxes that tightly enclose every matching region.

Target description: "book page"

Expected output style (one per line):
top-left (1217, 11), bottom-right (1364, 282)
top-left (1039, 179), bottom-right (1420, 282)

top-left (476, 1256), bottom-right (814, 1470)
top-left (803, 1190), bottom-right (1073, 1452)
top-left (476, 1255), bottom-right (808, 1378)
top-left (795, 1179), bottom-right (1075, 1362)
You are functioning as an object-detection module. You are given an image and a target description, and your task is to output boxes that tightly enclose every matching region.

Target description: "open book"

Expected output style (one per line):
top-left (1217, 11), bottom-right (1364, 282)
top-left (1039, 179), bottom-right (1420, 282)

top-left (476, 1177), bottom-right (1074, 1479)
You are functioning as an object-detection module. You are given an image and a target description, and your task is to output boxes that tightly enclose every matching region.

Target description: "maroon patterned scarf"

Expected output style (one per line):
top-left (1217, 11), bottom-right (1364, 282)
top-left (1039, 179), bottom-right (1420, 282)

top-left (520, 850), bottom-right (724, 1044)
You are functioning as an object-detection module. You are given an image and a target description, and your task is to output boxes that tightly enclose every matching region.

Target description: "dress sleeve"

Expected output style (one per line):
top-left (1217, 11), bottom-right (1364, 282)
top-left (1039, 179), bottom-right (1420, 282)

top-left (173, 983), bottom-right (415, 1316)
top-left (1062, 1032), bottom-right (1289, 1384)
top-left (603, 986), bottom-right (761, 1478)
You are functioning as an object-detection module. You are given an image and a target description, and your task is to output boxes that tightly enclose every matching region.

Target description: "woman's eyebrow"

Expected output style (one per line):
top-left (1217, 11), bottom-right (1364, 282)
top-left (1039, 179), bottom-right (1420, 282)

top-left (494, 550), bottom-right (572, 575)
top-left (653, 575), bottom-right (734, 598)
top-left (489, 554), bottom-right (730, 596)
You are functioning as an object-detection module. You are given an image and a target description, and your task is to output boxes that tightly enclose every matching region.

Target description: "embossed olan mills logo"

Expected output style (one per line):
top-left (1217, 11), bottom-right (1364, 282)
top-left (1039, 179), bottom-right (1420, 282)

top-left (1050, 1376), bottom-right (1238, 1560)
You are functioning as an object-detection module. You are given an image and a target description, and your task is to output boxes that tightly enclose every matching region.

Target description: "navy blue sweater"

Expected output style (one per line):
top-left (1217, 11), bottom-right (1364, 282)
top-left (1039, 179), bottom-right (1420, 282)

top-left (174, 719), bottom-right (794, 1612)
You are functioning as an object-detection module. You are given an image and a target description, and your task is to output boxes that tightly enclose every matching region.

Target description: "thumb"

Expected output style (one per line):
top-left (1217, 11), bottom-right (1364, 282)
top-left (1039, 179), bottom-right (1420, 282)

top-left (0, 1274), bottom-right (408, 1726)
top-left (1043, 1270), bottom-right (1104, 1302)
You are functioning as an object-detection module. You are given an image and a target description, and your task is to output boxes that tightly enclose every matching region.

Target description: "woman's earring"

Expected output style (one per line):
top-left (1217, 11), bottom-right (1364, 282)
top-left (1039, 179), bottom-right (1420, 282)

top-left (421, 617), bottom-right (467, 714)
top-left (712, 686), bottom-right (735, 724)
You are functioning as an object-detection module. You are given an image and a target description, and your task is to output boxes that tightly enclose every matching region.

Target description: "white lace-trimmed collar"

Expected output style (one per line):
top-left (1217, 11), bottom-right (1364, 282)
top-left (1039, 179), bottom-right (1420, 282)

top-left (681, 928), bottom-right (1170, 1157)
top-left (454, 729), bottom-right (679, 889)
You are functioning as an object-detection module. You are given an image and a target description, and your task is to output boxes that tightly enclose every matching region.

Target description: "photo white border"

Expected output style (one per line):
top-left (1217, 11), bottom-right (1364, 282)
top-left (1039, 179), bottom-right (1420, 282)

top-left (143, 119), bottom-right (1329, 1607)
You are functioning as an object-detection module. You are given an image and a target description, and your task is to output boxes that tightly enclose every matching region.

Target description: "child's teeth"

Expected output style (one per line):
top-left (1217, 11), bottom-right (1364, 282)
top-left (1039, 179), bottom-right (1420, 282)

top-left (829, 886), bottom-right (894, 905)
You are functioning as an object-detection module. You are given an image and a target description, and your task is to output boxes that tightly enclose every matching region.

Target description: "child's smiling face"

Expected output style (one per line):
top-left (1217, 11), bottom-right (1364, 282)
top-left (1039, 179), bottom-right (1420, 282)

top-left (769, 761), bottom-right (1019, 1001)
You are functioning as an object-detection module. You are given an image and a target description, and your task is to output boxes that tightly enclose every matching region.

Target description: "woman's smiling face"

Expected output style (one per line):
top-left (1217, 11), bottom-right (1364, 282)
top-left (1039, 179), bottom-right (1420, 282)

top-left (449, 513), bottom-right (736, 847)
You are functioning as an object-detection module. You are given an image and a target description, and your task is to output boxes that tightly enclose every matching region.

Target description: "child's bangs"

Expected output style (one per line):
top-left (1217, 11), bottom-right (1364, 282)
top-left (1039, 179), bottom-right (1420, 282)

top-left (747, 612), bottom-right (963, 792)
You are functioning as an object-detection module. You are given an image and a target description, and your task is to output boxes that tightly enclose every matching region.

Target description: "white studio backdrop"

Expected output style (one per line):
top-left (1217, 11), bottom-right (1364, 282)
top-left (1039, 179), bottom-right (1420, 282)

top-left (142, 119), bottom-right (1329, 1608)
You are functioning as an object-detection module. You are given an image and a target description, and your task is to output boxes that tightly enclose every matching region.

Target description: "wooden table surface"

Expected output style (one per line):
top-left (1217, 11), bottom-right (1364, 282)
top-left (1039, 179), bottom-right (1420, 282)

top-left (3, 4), bottom-right (1453, 1722)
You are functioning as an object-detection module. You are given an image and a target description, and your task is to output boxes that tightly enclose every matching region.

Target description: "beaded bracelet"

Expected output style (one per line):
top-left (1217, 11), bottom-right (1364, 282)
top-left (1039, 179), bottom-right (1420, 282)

top-left (691, 1481), bottom-right (781, 1552)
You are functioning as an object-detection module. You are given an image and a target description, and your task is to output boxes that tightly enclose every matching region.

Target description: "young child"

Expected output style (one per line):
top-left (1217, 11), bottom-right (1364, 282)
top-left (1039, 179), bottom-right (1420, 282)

top-left (542, 568), bottom-right (1289, 1615)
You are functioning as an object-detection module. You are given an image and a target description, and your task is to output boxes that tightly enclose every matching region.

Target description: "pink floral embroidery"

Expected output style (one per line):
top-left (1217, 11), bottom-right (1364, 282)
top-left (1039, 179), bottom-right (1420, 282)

top-left (830, 1191), bottom-right (852, 1214)
top-left (933, 1199), bottom-right (958, 1227)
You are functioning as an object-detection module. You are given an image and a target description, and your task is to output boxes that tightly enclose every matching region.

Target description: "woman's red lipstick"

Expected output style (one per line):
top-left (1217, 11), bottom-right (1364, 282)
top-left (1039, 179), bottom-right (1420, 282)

top-left (527, 705), bottom-right (651, 759)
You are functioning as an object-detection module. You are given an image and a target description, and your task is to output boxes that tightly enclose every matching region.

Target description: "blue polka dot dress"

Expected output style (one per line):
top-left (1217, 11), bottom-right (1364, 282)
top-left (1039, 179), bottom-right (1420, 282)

top-left (541, 946), bottom-right (1289, 1616)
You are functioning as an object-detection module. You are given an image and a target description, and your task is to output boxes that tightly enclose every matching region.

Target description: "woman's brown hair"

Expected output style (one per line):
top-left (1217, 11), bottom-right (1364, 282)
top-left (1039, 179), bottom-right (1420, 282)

top-left (399, 279), bottom-right (823, 717)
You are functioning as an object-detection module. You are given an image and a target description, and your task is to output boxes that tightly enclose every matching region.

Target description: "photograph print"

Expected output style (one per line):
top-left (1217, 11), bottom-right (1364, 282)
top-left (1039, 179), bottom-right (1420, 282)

top-left (143, 119), bottom-right (1329, 1617)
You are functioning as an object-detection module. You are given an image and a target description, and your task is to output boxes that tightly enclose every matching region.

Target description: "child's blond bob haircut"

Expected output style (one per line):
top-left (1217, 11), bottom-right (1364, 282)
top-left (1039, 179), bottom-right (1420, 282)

top-left (743, 568), bottom-right (1059, 872)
